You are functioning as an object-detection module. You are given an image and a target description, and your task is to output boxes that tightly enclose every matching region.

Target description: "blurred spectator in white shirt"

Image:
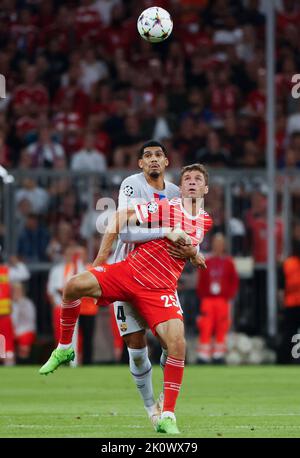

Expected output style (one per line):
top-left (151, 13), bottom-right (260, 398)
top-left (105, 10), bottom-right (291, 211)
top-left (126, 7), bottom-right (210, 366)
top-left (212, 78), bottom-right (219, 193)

top-left (16, 178), bottom-right (49, 215)
top-left (79, 49), bottom-right (109, 95)
top-left (8, 256), bottom-right (30, 283)
top-left (71, 133), bottom-right (107, 172)
top-left (11, 282), bottom-right (36, 362)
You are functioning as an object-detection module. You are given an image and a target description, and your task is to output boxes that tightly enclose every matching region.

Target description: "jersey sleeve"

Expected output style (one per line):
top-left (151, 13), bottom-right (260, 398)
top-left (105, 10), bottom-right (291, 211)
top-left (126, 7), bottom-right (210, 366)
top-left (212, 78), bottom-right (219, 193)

top-left (118, 176), bottom-right (141, 210)
top-left (135, 199), bottom-right (170, 226)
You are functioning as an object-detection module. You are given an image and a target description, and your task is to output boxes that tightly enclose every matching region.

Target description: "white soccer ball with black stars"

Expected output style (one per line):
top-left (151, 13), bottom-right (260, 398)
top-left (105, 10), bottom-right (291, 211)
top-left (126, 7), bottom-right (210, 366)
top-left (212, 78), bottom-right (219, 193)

top-left (137, 6), bottom-right (173, 43)
top-left (123, 185), bottom-right (134, 197)
top-left (147, 202), bottom-right (158, 214)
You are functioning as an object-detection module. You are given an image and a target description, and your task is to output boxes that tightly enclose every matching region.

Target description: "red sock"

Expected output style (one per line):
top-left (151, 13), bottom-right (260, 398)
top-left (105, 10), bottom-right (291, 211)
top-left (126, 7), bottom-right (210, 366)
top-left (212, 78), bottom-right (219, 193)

top-left (163, 356), bottom-right (185, 413)
top-left (59, 299), bottom-right (81, 345)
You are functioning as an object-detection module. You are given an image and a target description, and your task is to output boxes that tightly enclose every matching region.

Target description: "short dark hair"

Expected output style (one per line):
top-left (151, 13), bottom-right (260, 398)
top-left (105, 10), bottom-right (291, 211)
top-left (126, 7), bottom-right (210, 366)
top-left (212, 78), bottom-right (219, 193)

top-left (180, 163), bottom-right (209, 185)
top-left (139, 140), bottom-right (167, 158)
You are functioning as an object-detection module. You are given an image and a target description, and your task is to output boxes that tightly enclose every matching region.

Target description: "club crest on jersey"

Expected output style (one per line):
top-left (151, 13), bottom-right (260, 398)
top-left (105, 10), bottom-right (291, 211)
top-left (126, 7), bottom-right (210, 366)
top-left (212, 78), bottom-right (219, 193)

top-left (93, 266), bottom-right (106, 272)
top-left (123, 185), bottom-right (134, 197)
top-left (147, 202), bottom-right (158, 214)
top-left (120, 323), bottom-right (128, 332)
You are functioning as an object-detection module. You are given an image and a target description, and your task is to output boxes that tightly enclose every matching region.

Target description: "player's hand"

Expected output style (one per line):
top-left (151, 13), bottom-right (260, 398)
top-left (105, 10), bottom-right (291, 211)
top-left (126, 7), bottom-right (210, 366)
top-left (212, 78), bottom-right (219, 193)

top-left (190, 253), bottom-right (207, 269)
top-left (165, 224), bottom-right (191, 246)
top-left (166, 244), bottom-right (197, 259)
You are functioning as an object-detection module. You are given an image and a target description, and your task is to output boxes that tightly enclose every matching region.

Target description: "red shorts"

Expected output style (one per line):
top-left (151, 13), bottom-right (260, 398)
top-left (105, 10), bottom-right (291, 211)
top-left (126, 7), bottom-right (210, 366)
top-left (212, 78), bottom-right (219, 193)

top-left (15, 331), bottom-right (36, 348)
top-left (90, 261), bottom-right (183, 335)
top-left (0, 315), bottom-right (14, 353)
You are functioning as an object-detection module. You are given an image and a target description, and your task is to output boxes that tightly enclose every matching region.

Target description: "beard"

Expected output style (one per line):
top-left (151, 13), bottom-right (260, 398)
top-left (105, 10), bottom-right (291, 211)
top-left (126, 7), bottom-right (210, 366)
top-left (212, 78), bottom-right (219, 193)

top-left (149, 170), bottom-right (160, 178)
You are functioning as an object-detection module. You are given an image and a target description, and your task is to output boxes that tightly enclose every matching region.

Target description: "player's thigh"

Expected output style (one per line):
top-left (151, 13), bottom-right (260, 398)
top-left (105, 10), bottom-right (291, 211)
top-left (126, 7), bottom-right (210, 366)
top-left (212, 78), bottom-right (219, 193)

top-left (113, 301), bottom-right (147, 347)
top-left (132, 289), bottom-right (184, 337)
top-left (67, 271), bottom-right (102, 298)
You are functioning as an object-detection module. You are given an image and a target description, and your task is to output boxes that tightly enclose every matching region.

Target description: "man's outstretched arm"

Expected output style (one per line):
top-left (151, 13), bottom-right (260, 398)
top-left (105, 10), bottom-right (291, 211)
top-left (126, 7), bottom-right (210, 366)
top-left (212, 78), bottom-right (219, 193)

top-left (93, 208), bottom-right (135, 266)
top-left (93, 202), bottom-right (192, 266)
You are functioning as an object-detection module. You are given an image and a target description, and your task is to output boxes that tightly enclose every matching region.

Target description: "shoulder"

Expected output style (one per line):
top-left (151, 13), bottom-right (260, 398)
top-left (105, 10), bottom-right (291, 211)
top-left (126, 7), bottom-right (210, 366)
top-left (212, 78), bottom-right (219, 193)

top-left (119, 173), bottom-right (144, 197)
top-left (165, 180), bottom-right (180, 197)
top-left (169, 197), bottom-right (181, 206)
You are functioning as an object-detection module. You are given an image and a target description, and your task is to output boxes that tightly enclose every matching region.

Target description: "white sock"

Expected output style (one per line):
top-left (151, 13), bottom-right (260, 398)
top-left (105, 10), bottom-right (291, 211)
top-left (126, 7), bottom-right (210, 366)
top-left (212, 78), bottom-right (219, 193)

top-left (128, 347), bottom-right (155, 409)
top-left (57, 343), bottom-right (72, 350)
top-left (145, 404), bottom-right (158, 417)
top-left (161, 411), bottom-right (176, 421)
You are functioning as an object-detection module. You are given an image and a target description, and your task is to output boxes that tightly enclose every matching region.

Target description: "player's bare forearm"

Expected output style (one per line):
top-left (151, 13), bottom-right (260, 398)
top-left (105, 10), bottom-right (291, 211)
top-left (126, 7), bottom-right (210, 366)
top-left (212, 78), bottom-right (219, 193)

top-left (166, 244), bottom-right (207, 268)
top-left (92, 208), bottom-right (136, 266)
top-left (190, 252), bottom-right (207, 269)
top-left (166, 243), bottom-right (197, 259)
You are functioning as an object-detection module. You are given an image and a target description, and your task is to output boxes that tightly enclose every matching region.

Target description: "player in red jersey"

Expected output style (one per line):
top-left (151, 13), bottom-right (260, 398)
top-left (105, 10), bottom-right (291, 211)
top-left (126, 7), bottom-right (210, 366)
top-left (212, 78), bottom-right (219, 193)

top-left (40, 163), bottom-right (213, 434)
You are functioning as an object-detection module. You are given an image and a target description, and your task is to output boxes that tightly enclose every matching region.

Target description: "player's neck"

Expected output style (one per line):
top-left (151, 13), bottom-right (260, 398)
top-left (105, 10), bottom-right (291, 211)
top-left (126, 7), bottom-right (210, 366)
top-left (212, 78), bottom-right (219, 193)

top-left (182, 197), bottom-right (204, 216)
top-left (144, 174), bottom-right (165, 190)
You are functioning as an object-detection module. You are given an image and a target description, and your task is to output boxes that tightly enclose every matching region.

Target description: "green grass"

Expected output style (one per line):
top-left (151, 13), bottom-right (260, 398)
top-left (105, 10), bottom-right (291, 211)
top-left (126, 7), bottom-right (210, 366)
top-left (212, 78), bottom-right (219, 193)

top-left (1, 365), bottom-right (300, 438)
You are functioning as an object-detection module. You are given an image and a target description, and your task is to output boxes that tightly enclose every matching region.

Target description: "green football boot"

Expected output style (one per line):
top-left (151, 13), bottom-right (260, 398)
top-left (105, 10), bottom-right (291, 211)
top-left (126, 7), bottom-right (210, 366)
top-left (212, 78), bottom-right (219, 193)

top-left (156, 417), bottom-right (180, 434)
top-left (39, 347), bottom-right (75, 375)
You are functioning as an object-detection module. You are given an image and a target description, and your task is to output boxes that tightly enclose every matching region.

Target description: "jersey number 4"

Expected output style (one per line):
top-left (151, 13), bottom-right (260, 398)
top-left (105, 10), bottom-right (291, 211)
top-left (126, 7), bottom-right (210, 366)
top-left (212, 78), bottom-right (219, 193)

top-left (117, 305), bottom-right (126, 322)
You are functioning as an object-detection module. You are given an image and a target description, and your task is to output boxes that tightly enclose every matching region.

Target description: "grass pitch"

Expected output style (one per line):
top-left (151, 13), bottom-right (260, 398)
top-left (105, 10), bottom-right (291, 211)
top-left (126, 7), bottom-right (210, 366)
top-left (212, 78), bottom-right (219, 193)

top-left (1, 365), bottom-right (300, 438)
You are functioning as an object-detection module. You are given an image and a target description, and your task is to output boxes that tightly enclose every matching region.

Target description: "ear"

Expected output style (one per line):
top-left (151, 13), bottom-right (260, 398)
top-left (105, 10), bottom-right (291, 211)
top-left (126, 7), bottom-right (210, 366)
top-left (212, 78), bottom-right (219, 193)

top-left (138, 159), bottom-right (143, 169)
top-left (204, 185), bottom-right (209, 195)
top-left (165, 157), bottom-right (169, 167)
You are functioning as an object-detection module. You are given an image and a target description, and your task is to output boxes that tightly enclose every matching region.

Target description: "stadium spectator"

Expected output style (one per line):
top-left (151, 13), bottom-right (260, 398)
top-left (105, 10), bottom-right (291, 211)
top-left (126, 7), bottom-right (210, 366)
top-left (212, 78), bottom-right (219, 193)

top-left (245, 190), bottom-right (283, 335)
top-left (11, 282), bottom-right (36, 363)
top-left (46, 221), bottom-right (74, 263)
top-left (8, 255), bottom-right (30, 284)
top-left (12, 65), bottom-right (49, 117)
top-left (15, 178), bottom-right (49, 215)
top-left (17, 213), bottom-right (50, 263)
top-left (25, 126), bottom-right (65, 168)
top-left (0, 256), bottom-right (15, 366)
top-left (71, 132), bottom-right (107, 173)
top-left (0, 253), bottom-right (30, 366)
top-left (79, 48), bottom-right (109, 95)
top-left (195, 130), bottom-right (231, 167)
top-left (196, 233), bottom-right (239, 363)
top-left (278, 221), bottom-right (300, 363)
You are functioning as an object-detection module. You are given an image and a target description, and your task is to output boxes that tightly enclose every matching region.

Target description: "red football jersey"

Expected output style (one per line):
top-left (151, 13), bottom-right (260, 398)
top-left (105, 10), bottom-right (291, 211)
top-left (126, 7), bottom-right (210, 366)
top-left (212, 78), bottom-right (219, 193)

top-left (127, 197), bottom-right (213, 290)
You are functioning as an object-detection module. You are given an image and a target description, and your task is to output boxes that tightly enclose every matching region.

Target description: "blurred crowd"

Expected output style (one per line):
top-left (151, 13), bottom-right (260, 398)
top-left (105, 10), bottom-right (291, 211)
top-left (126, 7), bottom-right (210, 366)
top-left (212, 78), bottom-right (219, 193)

top-left (1, 0), bottom-right (300, 363)
top-left (0, 0), bottom-right (300, 171)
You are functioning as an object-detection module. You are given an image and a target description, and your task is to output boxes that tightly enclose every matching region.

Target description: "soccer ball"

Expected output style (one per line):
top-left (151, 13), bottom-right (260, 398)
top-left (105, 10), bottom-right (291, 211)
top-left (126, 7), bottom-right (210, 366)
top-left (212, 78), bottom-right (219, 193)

top-left (137, 6), bottom-right (173, 43)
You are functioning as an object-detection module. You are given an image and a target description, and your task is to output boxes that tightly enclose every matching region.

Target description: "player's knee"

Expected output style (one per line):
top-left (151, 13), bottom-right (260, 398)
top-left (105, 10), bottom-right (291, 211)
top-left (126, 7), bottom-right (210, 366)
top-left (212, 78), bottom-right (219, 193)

top-left (123, 332), bottom-right (146, 349)
top-left (168, 335), bottom-right (186, 357)
top-left (64, 275), bottom-right (86, 301)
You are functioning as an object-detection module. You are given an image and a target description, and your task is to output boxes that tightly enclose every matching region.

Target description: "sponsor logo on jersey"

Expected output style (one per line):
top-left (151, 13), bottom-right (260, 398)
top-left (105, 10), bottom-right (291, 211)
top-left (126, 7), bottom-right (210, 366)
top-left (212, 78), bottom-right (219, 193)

top-left (93, 266), bottom-right (106, 272)
top-left (123, 185), bottom-right (134, 197)
top-left (147, 202), bottom-right (158, 214)
top-left (120, 323), bottom-right (128, 332)
top-left (153, 192), bottom-right (166, 201)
